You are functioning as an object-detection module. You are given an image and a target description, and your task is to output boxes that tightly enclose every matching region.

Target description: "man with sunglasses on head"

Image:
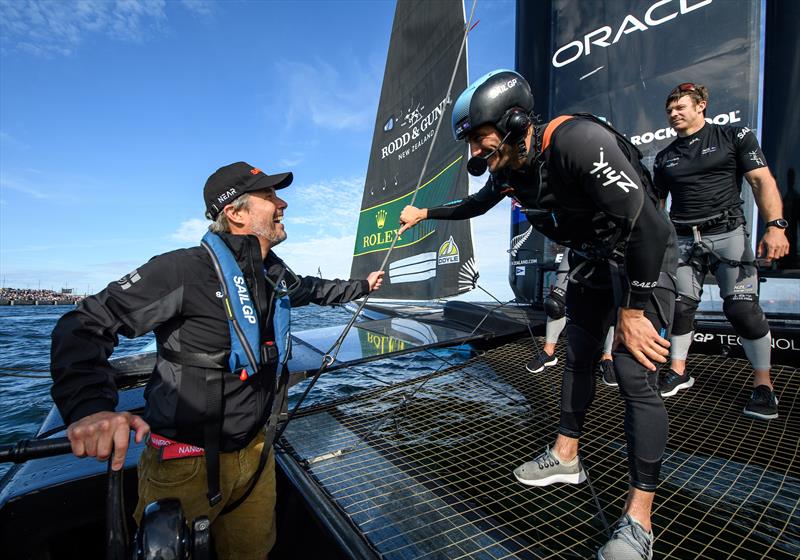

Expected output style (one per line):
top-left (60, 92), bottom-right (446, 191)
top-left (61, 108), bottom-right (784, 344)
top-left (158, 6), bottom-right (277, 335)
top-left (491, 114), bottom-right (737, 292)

top-left (400, 69), bottom-right (678, 560)
top-left (50, 161), bottom-right (384, 560)
top-left (653, 83), bottom-right (789, 420)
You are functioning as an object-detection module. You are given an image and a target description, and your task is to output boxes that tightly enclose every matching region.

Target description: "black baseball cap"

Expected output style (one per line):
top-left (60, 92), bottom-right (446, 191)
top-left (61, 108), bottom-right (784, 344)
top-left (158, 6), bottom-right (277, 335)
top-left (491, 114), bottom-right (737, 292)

top-left (204, 161), bottom-right (293, 220)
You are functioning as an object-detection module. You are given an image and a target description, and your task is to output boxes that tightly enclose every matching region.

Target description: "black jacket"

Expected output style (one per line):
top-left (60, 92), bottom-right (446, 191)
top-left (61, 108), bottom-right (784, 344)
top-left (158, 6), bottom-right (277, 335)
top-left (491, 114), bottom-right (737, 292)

top-left (51, 232), bottom-right (369, 451)
top-left (427, 117), bottom-right (675, 309)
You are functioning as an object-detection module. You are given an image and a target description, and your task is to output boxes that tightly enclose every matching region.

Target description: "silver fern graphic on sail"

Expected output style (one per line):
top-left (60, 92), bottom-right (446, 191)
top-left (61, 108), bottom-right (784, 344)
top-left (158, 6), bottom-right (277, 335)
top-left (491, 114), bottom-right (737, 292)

top-left (458, 258), bottom-right (479, 292)
top-left (509, 225), bottom-right (533, 258)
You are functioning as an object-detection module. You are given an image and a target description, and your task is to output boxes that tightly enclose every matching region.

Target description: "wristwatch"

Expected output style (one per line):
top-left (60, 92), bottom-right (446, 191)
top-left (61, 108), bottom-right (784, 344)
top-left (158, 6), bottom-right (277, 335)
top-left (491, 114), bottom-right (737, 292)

top-left (765, 218), bottom-right (789, 229)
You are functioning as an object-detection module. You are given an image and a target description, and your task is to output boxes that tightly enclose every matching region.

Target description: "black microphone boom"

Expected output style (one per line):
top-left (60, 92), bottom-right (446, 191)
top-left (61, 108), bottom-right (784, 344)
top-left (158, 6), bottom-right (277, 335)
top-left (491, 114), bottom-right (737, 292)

top-left (465, 131), bottom-right (511, 176)
top-left (467, 155), bottom-right (489, 176)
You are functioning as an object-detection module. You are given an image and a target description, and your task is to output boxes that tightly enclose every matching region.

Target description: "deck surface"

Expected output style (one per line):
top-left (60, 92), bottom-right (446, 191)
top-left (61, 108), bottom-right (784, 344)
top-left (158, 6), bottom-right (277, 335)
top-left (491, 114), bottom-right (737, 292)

top-left (282, 337), bottom-right (799, 559)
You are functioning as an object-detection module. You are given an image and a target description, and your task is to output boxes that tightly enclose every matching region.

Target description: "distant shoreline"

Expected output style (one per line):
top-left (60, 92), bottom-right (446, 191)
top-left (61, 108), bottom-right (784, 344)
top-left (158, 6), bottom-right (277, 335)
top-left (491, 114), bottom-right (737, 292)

top-left (0, 299), bottom-right (79, 306)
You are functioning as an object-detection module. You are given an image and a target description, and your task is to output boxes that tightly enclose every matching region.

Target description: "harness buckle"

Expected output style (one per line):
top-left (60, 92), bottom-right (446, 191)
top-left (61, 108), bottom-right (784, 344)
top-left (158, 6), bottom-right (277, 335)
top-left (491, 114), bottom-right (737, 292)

top-left (261, 341), bottom-right (279, 364)
top-left (207, 492), bottom-right (222, 507)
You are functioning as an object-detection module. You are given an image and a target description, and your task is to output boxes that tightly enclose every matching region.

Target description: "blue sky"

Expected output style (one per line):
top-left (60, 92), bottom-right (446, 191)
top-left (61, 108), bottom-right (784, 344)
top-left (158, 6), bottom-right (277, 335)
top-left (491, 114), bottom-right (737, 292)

top-left (0, 0), bottom-right (516, 300)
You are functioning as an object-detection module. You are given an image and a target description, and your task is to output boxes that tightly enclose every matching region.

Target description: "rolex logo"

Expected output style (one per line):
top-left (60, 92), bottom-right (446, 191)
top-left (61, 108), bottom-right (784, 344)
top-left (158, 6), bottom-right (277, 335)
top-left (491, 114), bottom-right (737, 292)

top-left (375, 209), bottom-right (387, 229)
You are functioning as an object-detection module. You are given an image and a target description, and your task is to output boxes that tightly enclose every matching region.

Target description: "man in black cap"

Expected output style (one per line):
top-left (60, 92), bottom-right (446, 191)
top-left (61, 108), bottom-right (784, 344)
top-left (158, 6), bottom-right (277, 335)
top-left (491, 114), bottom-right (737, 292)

top-left (51, 161), bottom-right (384, 559)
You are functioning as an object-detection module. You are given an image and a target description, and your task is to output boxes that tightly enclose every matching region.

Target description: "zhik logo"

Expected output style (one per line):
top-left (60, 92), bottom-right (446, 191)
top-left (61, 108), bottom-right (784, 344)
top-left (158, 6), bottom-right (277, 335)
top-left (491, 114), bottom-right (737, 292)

top-left (590, 147), bottom-right (638, 193)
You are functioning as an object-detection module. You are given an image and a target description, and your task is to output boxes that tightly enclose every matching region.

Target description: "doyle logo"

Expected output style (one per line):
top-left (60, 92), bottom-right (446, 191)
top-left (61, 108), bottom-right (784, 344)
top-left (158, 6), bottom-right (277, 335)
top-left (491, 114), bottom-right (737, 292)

top-left (437, 236), bottom-right (460, 265)
top-left (375, 209), bottom-right (387, 229)
top-left (552, 0), bottom-right (713, 68)
top-left (380, 94), bottom-right (450, 160)
top-left (631, 110), bottom-right (741, 145)
top-left (590, 147), bottom-right (638, 193)
top-left (233, 276), bottom-right (257, 324)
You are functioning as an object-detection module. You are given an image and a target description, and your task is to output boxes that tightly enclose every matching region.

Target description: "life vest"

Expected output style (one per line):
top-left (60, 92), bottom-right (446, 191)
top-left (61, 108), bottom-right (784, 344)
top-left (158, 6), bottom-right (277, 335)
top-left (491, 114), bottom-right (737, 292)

top-left (200, 231), bottom-right (291, 380)
top-left (157, 232), bottom-right (294, 508)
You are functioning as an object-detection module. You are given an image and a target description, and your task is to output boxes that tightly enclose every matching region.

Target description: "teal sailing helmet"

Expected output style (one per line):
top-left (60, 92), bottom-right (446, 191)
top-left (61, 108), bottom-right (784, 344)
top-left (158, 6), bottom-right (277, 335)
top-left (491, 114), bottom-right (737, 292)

top-left (452, 69), bottom-right (534, 141)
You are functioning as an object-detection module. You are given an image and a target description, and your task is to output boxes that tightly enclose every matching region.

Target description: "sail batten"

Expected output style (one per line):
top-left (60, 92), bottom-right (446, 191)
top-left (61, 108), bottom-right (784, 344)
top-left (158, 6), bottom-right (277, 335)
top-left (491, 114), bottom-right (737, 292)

top-left (350, 0), bottom-right (474, 300)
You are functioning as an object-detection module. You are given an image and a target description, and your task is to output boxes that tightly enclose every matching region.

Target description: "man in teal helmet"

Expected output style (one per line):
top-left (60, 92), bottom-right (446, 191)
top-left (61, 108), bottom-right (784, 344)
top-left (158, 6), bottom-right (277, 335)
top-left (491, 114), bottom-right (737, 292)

top-left (400, 69), bottom-right (678, 560)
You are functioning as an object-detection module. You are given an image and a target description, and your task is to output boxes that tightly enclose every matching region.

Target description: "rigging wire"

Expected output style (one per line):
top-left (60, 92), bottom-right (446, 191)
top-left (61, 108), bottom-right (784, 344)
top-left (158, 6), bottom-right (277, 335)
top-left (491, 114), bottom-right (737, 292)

top-left (274, 0), bottom-right (481, 445)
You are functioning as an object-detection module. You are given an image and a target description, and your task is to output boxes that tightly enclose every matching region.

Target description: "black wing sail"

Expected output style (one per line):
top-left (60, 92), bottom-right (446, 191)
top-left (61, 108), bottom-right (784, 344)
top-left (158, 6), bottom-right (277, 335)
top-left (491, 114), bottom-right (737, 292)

top-left (350, 0), bottom-right (474, 300)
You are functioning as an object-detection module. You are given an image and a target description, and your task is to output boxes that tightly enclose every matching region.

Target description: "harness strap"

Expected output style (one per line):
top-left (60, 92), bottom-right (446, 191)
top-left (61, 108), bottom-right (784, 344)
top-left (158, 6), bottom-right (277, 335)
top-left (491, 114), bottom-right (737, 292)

top-left (158, 346), bottom-right (228, 369)
top-left (221, 366), bottom-right (290, 515)
top-left (649, 272), bottom-right (677, 327)
top-left (541, 115), bottom-right (573, 152)
top-left (204, 369), bottom-right (224, 507)
top-left (688, 226), bottom-right (756, 270)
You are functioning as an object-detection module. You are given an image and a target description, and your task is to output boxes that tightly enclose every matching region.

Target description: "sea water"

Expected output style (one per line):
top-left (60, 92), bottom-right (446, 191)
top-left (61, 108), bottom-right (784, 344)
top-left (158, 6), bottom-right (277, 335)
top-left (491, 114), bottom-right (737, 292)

top-left (0, 304), bottom-right (424, 479)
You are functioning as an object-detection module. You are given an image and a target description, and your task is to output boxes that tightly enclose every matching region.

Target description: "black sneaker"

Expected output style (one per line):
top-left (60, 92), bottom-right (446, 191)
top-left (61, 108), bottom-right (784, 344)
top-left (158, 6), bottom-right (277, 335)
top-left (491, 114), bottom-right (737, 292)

top-left (598, 359), bottom-right (618, 387)
top-left (659, 368), bottom-right (695, 397)
top-left (743, 385), bottom-right (779, 420)
top-left (525, 350), bottom-right (558, 373)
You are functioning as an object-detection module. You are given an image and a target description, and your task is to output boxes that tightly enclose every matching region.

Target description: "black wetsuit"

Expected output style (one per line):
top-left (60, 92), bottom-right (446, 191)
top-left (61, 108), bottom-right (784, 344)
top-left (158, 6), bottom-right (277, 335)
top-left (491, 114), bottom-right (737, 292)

top-left (654, 122), bottom-right (767, 233)
top-left (429, 116), bottom-right (677, 490)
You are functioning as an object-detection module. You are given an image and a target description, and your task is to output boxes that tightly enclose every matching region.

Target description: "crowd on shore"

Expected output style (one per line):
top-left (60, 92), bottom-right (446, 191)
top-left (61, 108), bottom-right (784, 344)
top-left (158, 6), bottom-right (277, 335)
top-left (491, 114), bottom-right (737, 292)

top-left (0, 287), bottom-right (84, 304)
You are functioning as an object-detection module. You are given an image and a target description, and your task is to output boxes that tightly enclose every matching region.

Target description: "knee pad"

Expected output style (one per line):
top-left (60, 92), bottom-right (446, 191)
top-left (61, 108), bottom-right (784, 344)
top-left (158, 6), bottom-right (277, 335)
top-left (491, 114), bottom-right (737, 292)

top-left (544, 286), bottom-right (566, 320)
top-left (672, 296), bottom-right (699, 336)
top-left (723, 295), bottom-right (769, 339)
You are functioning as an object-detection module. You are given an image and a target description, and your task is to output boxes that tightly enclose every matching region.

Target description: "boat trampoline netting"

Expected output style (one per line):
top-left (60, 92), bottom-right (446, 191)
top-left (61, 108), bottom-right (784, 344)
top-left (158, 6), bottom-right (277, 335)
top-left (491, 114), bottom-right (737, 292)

top-left (279, 337), bottom-right (800, 559)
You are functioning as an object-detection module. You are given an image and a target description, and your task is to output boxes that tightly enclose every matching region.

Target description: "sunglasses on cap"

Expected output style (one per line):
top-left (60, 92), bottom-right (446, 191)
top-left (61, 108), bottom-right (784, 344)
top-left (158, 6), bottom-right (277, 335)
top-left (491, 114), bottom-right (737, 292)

top-left (677, 82), bottom-right (697, 92)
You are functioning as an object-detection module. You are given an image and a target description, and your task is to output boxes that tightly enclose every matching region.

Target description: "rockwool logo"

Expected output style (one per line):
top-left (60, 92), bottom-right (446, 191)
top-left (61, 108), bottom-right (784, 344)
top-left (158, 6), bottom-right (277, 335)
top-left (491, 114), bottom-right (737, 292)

top-left (630, 110), bottom-right (742, 145)
top-left (552, 0), bottom-right (713, 68)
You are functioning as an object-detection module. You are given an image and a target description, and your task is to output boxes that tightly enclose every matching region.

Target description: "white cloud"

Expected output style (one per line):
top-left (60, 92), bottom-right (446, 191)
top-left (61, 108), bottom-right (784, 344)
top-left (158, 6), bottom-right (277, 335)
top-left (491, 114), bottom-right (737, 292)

top-left (170, 218), bottom-right (208, 243)
top-left (275, 57), bottom-right (381, 131)
top-left (0, 0), bottom-right (167, 57)
top-left (274, 234), bottom-right (357, 280)
top-left (283, 176), bottom-right (365, 237)
top-left (180, 0), bottom-right (214, 19)
top-left (0, 175), bottom-right (61, 200)
top-left (0, 131), bottom-right (29, 150)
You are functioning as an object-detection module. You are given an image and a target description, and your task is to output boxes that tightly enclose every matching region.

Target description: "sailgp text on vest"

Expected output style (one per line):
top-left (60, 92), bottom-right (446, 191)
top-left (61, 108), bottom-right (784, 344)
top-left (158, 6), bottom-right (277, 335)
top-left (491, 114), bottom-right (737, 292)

top-left (234, 276), bottom-right (257, 324)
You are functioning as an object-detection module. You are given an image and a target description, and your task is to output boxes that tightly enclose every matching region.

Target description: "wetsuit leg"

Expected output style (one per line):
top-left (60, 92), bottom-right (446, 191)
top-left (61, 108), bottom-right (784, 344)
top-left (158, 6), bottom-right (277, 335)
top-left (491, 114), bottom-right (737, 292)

top-left (709, 226), bottom-right (771, 370)
top-left (671, 234), bottom-right (706, 360)
top-left (613, 285), bottom-right (673, 491)
top-left (559, 280), bottom-right (615, 438)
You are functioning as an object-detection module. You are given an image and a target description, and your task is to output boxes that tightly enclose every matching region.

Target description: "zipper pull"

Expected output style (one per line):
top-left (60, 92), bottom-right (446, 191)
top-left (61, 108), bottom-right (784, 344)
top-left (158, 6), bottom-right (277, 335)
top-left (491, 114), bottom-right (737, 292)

top-left (239, 368), bottom-right (249, 382)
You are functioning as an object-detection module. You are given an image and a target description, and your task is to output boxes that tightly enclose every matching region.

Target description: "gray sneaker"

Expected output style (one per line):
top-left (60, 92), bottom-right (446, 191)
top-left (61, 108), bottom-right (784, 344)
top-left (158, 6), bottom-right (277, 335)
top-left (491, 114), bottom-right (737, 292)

top-left (597, 514), bottom-right (653, 560)
top-left (513, 446), bottom-right (586, 487)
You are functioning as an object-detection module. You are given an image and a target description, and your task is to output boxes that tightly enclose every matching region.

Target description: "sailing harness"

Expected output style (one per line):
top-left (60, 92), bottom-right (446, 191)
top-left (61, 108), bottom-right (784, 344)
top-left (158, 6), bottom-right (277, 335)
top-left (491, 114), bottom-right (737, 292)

top-left (529, 115), bottom-right (675, 327)
top-left (153, 232), bottom-right (292, 510)
top-left (671, 210), bottom-right (755, 271)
